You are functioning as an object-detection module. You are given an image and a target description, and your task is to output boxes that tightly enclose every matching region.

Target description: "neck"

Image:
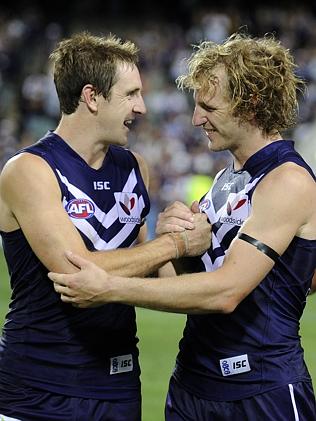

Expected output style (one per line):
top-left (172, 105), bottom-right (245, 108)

top-left (232, 131), bottom-right (282, 170)
top-left (54, 114), bottom-right (109, 170)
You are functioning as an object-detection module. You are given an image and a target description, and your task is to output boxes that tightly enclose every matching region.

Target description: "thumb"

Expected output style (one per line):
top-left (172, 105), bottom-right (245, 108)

top-left (65, 250), bottom-right (90, 269)
top-left (190, 200), bottom-right (200, 214)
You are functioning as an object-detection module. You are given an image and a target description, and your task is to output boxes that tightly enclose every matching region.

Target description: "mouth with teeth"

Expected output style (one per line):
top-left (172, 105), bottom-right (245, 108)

top-left (205, 127), bottom-right (217, 137)
top-left (124, 119), bottom-right (134, 129)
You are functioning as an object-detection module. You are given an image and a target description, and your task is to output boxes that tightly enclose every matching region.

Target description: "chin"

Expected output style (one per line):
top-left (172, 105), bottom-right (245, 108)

top-left (114, 137), bottom-right (128, 147)
top-left (208, 141), bottom-right (227, 153)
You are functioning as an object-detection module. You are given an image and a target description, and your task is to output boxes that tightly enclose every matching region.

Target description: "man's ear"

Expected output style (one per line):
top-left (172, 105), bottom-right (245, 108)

top-left (80, 84), bottom-right (98, 113)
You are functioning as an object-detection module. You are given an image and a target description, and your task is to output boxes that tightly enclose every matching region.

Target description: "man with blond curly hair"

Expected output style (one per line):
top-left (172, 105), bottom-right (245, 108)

top-left (49, 33), bottom-right (316, 420)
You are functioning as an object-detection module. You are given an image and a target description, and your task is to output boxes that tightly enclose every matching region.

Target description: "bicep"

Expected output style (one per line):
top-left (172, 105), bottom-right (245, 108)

top-left (219, 165), bottom-right (313, 303)
top-left (240, 164), bottom-right (313, 257)
top-left (219, 236), bottom-right (275, 305)
top-left (2, 154), bottom-right (88, 273)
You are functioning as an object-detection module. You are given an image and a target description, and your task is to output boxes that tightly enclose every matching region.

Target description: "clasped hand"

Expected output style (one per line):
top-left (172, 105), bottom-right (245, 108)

top-left (156, 200), bottom-right (211, 256)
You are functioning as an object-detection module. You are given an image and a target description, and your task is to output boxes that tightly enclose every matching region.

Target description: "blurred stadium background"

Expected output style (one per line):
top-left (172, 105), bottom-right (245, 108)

top-left (0, 1), bottom-right (316, 420)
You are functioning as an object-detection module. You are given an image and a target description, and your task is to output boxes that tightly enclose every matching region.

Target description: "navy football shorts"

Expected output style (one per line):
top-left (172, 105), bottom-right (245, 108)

top-left (165, 376), bottom-right (316, 420)
top-left (0, 373), bottom-right (141, 421)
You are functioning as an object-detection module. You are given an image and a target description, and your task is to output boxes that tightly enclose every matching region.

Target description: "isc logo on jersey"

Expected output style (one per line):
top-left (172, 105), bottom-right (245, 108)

top-left (66, 198), bottom-right (95, 219)
top-left (220, 354), bottom-right (251, 376)
top-left (110, 354), bottom-right (133, 375)
top-left (114, 192), bottom-right (141, 224)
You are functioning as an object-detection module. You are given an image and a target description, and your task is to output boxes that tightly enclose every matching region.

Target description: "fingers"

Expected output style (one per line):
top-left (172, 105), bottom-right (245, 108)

top-left (53, 282), bottom-right (75, 297)
top-left (52, 281), bottom-right (77, 305)
top-left (164, 201), bottom-right (194, 220)
top-left (156, 201), bottom-right (195, 235)
top-left (156, 218), bottom-right (192, 234)
top-left (47, 271), bottom-right (68, 286)
top-left (191, 200), bottom-right (201, 214)
top-left (65, 250), bottom-right (89, 269)
top-left (192, 212), bottom-right (210, 225)
top-left (184, 212), bottom-right (212, 256)
top-left (47, 251), bottom-right (90, 287)
top-left (52, 281), bottom-right (86, 306)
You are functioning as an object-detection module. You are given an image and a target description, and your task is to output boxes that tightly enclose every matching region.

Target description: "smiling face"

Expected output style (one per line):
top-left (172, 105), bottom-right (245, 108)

top-left (96, 62), bottom-right (146, 147)
top-left (192, 66), bottom-right (250, 154)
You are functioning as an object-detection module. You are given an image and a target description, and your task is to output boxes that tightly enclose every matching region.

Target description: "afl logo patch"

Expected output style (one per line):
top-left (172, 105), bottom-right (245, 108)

top-left (199, 198), bottom-right (211, 212)
top-left (66, 198), bottom-right (95, 219)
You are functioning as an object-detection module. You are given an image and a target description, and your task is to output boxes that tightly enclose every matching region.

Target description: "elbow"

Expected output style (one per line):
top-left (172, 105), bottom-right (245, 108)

top-left (212, 294), bottom-right (241, 314)
top-left (220, 299), bottom-right (238, 314)
top-left (192, 282), bottom-right (246, 314)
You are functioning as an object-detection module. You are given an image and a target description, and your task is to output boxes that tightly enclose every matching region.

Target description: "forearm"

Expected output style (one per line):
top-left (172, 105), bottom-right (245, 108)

top-left (101, 240), bottom-right (274, 313)
top-left (107, 271), bottom-right (233, 314)
top-left (89, 233), bottom-right (185, 277)
top-left (48, 224), bottom-right (281, 311)
top-left (158, 262), bottom-right (176, 277)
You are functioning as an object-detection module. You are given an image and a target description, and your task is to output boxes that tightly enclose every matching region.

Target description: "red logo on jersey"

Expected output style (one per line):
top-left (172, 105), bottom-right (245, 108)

top-left (119, 194), bottom-right (136, 216)
top-left (66, 198), bottom-right (95, 219)
top-left (227, 199), bottom-right (247, 216)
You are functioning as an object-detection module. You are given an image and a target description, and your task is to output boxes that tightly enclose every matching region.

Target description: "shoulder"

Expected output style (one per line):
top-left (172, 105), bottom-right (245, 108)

top-left (256, 161), bottom-right (315, 197)
top-left (1, 152), bottom-right (53, 179)
top-left (0, 152), bottom-right (60, 200)
top-left (252, 162), bottom-right (316, 230)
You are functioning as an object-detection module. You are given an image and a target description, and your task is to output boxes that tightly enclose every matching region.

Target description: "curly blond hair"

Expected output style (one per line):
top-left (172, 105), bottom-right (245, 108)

top-left (177, 33), bottom-right (305, 135)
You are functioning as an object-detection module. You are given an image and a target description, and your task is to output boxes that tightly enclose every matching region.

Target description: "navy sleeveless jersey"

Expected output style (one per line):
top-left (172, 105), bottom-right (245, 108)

top-left (0, 132), bottom-right (150, 400)
top-left (173, 140), bottom-right (316, 401)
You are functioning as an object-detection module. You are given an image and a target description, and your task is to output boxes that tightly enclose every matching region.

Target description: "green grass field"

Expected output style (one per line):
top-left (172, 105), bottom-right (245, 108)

top-left (0, 249), bottom-right (315, 421)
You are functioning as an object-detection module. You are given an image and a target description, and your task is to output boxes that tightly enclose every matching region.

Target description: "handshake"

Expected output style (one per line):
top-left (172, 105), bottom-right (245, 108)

top-left (156, 200), bottom-right (211, 258)
top-left (48, 200), bottom-right (211, 309)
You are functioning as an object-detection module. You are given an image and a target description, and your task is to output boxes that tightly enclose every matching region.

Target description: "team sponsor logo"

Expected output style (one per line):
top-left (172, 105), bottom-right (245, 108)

top-left (219, 194), bottom-right (248, 226)
top-left (66, 198), bottom-right (95, 219)
top-left (199, 198), bottom-right (211, 212)
top-left (226, 199), bottom-right (246, 216)
top-left (114, 192), bottom-right (141, 224)
top-left (110, 354), bottom-right (133, 375)
top-left (220, 354), bottom-right (251, 376)
top-left (119, 194), bottom-right (135, 215)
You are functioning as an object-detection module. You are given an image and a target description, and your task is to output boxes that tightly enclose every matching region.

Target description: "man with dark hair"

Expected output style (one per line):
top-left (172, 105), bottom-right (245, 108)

top-left (50, 33), bottom-right (316, 420)
top-left (0, 32), bottom-right (210, 420)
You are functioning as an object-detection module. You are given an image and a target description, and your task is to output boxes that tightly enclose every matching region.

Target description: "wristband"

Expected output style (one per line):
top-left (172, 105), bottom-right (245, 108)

top-left (168, 231), bottom-right (189, 259)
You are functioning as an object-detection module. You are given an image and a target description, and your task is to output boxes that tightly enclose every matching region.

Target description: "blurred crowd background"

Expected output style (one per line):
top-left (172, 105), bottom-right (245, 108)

top-left (1, 1), bottom-right (316, 237)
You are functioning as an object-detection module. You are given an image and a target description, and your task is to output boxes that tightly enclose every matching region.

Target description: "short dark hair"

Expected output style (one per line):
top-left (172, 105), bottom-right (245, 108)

top-left (50, 31), bottom-right (139, 114)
